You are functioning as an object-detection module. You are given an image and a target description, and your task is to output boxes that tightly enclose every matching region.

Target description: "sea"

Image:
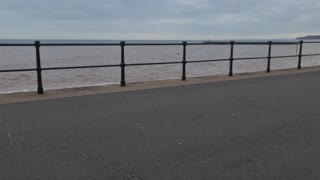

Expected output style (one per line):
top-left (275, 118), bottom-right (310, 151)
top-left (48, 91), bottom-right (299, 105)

top-left (1, 39), bottom-right (320, 94)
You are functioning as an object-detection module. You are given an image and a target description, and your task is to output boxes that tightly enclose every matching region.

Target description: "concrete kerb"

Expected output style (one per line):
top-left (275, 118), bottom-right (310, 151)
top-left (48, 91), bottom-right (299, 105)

top-left (1, 65), bottom-right (320, 105)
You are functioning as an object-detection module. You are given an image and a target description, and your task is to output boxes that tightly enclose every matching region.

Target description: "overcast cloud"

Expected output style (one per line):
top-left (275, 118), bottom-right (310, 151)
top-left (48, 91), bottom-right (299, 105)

top-left (0, 0), bottom-right (319, 39)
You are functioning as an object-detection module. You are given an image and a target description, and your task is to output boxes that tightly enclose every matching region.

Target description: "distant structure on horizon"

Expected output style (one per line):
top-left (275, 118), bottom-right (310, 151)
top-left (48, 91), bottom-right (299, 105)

top-left (297, 35), bottom-right (320, 40)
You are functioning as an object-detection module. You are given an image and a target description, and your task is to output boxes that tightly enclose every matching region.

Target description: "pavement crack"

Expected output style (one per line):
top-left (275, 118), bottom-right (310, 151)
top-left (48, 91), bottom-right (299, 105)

top-left (218, 158), bottom-right (256, 173)
top-left (102, 160), bottom-right (143, 180)
top-left (0, 113), bottom-right (17, 145)
top-left (68, 148), bottom-right (143, 180)
top-left (6, 121), bottom-right (14, 144)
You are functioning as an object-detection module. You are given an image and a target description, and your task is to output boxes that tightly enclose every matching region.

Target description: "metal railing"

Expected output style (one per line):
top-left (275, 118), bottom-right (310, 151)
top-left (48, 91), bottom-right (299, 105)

top-left (1, 40), bottom-right (320, 94)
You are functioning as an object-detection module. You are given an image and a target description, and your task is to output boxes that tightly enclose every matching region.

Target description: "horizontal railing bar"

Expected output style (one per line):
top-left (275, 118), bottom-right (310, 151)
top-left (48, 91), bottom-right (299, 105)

top-left (0, 44), bottom-right (34, 46)
top-left (188, 58), bottom-right (230, 63)
top-left (0, 68), bottom-right (36, 73)
top-left (187, 54), bottom-right (315, 63)
top-left (183, 42), bottom-right (230, 45)
top-left (234, 57), bottom-right (267, 60)
top-left (43, 43), bottom-right (186, 46)
top-left (234, 42), bottom-right (270, 45)
top-left (269, 42), bottom-right (299, 45)
top-left (126, 61), bottom-right (181, 66)
top-left (40, 43), bottom-right (120, 46)
top-left (42, 64), bottom-right (119, 70)
top-left (302, 53), bottom-right (320, 57)
top-left (303, 41), bottom-right (320, 44)
top-left (188, 42), bottom-right (300, 45)
top-left (0, 41), bottom-right (318, 47)
top-left (2, 53), bottom-right (319, 73)
top-left (271, 55), bottom-right (299, 59)
top-left (125, 43), bottom-right (182, 46)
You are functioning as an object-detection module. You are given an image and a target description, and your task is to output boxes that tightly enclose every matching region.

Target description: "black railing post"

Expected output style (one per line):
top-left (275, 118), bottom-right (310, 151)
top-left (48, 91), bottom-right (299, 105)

top-left (182, 41), bottom-right (187, 81)
top-left (120, 41), bottom-right (126, 86)
top-left (35, 41), bottom-right (44, 94)
top-left (267, 41), bottom-right (272, 73)
top-left (298, 40), bottom-right (303, 70)
top-left (229, 41), bottom-right (234, 76)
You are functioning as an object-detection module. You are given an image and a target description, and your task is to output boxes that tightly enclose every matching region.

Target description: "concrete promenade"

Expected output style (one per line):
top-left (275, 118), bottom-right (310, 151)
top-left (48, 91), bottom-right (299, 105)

top-left (1, 71), bottom-right (320, 179)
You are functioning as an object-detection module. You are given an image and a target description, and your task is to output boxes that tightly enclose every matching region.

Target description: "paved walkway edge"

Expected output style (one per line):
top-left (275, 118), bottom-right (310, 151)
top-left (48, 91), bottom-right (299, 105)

top-left (1, 66), bottom-right (320, 104)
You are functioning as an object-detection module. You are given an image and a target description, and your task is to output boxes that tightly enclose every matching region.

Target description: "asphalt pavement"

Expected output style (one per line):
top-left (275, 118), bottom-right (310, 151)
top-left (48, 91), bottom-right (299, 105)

top-left (1, 71), bottom-right (320, 180)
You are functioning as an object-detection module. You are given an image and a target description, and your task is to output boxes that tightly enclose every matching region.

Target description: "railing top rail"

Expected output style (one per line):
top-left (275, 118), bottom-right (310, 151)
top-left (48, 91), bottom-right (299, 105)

top-left (188, 42), bottom-right (299, 45)
top-left (124, 43), bottom-right (183, 46)
top-left (303, 41), bottom-right (320, 44)
top-left (188, 42), bottom-right (230, 45)
top-left (1, 40), bottom-right (319, 47)
top-left (271, 42), bottom-right (300, 45)
top-left (40, 43), bottom-right (120, 46)
top-left (0, 44), bottom-right (34, 46)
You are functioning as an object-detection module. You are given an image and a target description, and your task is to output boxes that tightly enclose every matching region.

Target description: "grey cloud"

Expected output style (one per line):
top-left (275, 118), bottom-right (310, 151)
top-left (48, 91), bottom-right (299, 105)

top-left (0, 0), bottom-right (318, 39)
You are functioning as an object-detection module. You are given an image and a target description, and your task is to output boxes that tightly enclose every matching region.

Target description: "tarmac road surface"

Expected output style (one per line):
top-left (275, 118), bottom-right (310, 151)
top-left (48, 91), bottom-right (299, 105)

top-left (1, 71), bottom-right (320, 179)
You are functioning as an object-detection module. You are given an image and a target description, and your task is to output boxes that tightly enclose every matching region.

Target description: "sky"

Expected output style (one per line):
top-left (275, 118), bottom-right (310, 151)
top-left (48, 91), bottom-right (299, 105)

top-left (0, 0), bottom-right (319, 40)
